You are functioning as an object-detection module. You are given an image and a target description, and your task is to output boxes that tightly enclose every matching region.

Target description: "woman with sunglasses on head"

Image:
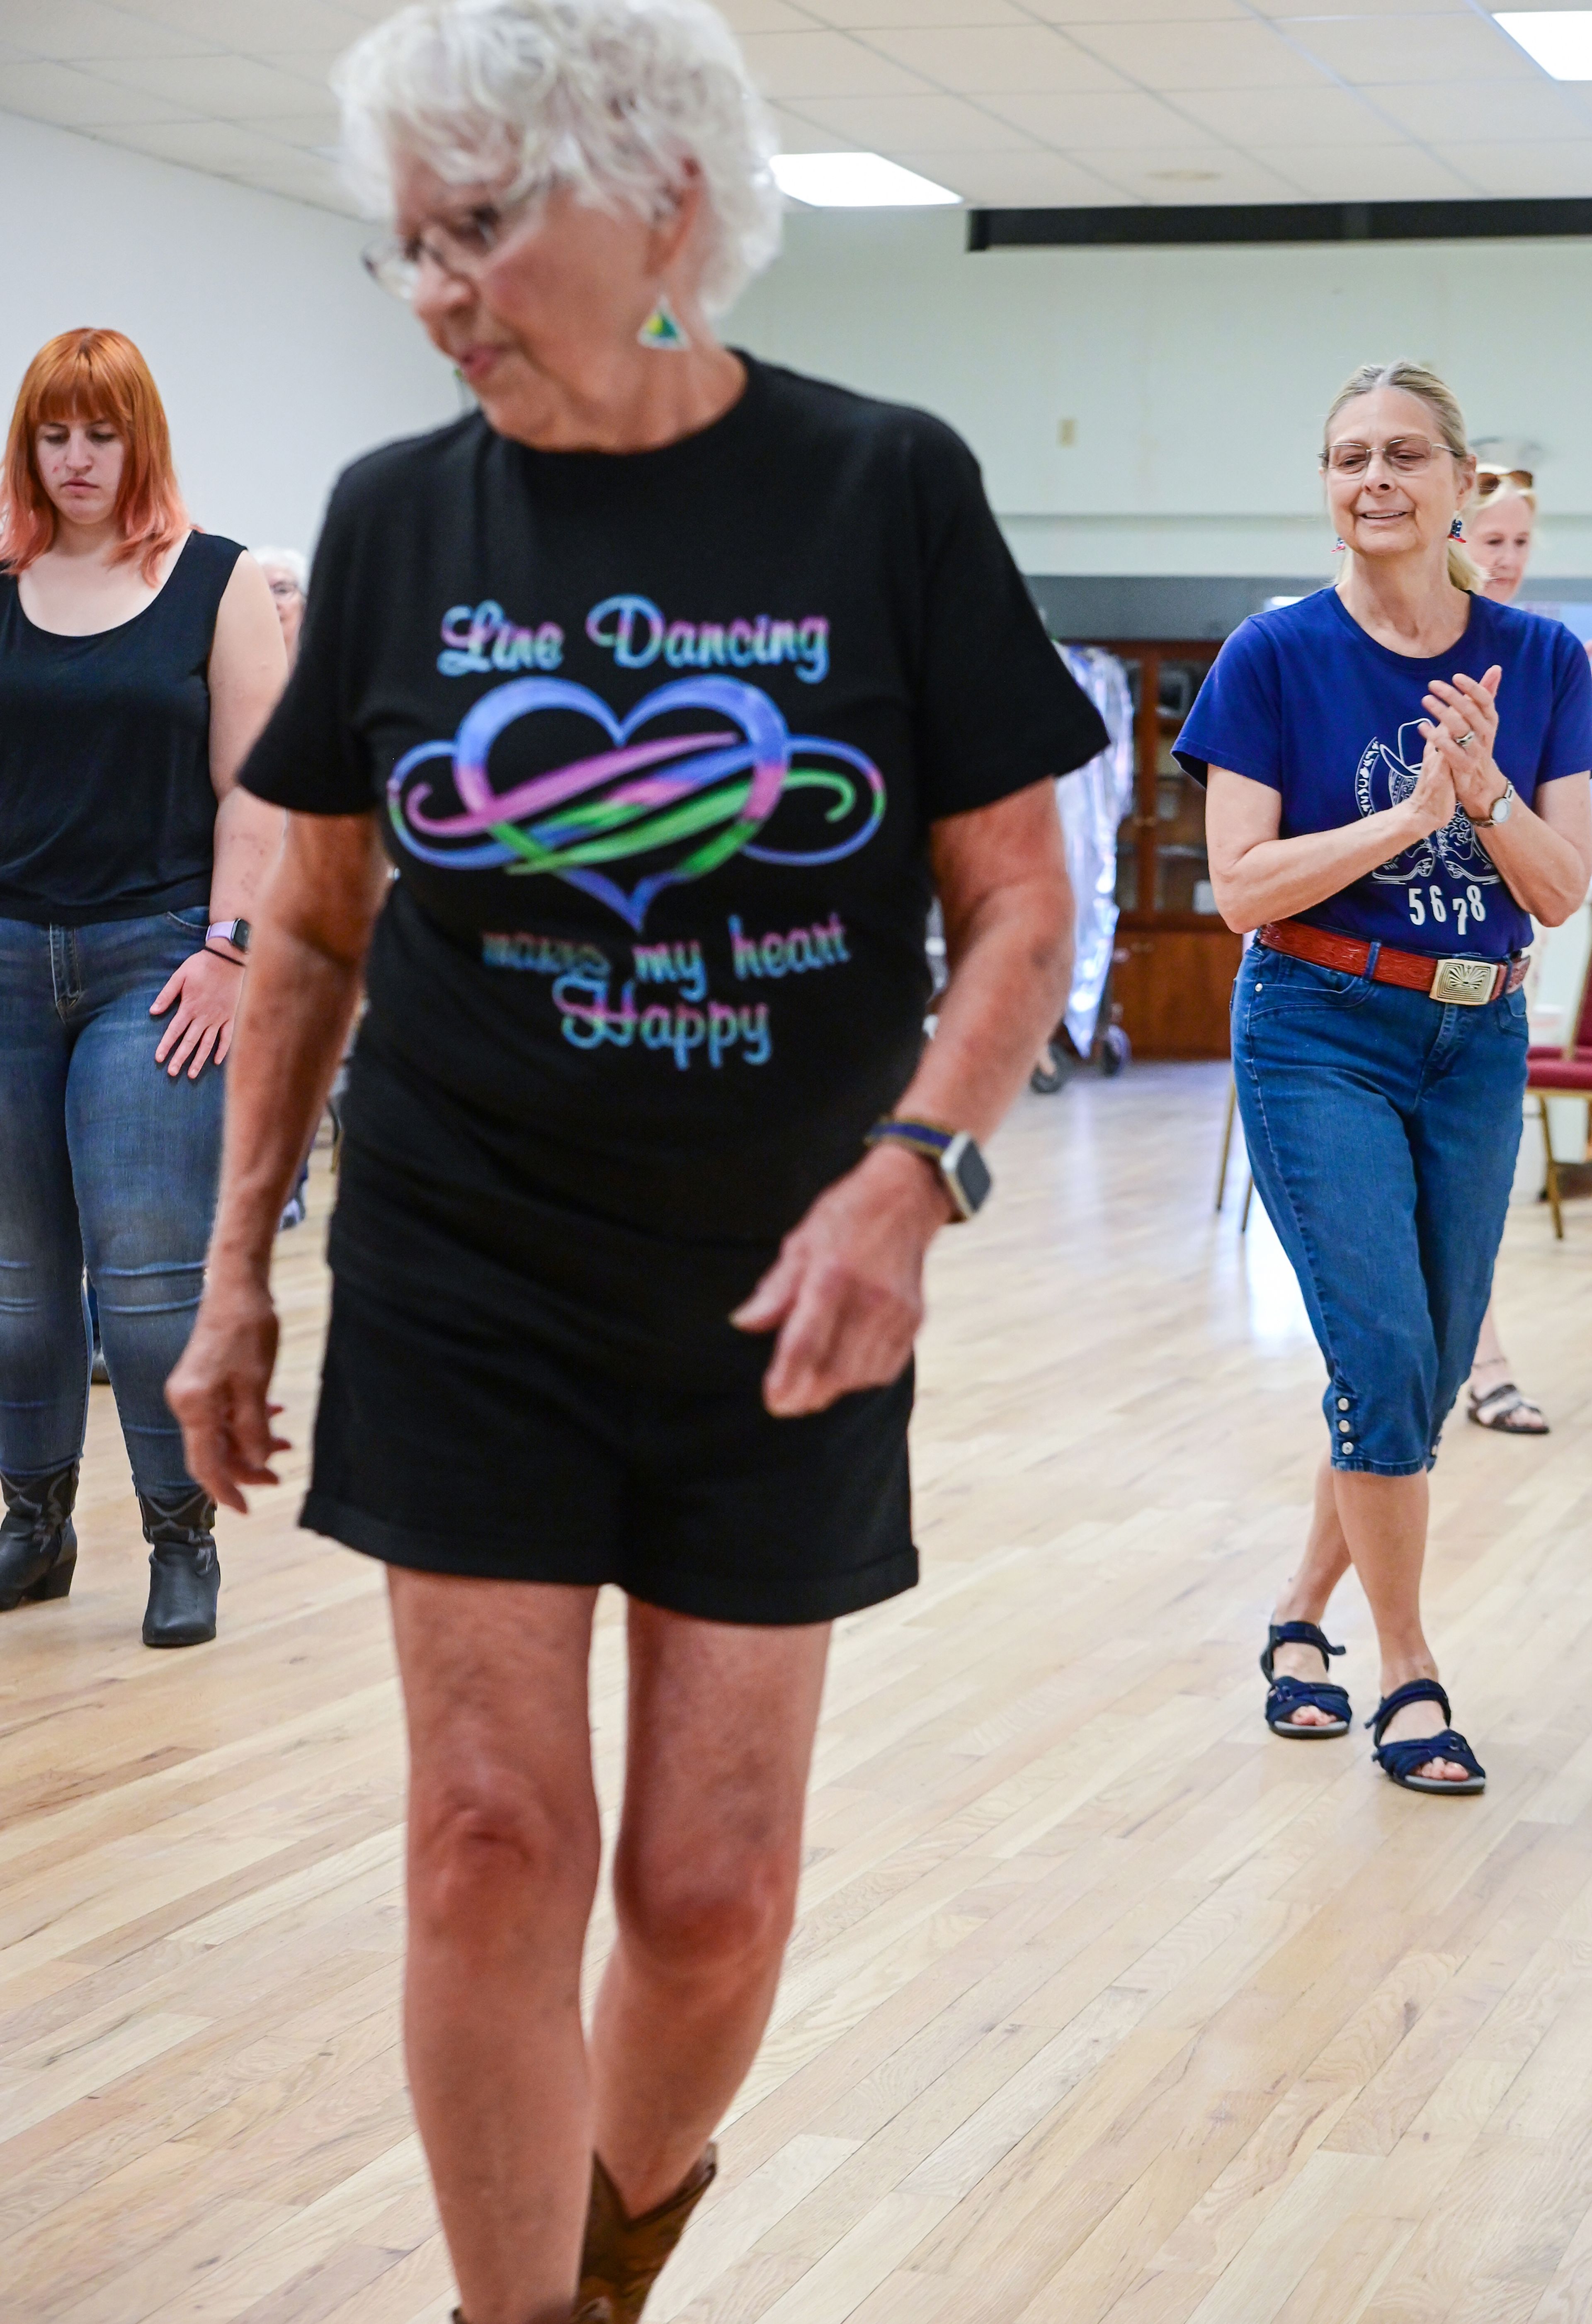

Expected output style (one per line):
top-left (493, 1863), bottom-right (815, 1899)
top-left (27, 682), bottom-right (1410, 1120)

top-left (165, 4), bottom-right (1104, 2319)
top-left (1182, 361), bottom-right (1592, 1796)
top-left (1460, 468), bottom-right (1574, 1434)
top-left (0, 329), bottom-right (285, 1646)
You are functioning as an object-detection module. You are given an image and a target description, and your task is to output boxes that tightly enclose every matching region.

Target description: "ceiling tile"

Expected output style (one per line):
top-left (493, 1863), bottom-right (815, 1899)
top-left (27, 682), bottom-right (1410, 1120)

top-left (0, 56), bottom-right (200, 125)
top-left (902, 146), bottom-right (1121, 200)
top-left (1065, 19), bottom-right (1332, 89)
top-left (761, 100), bottom-right (848, 149)
top-left (1171, 83), bottom-right (1406, 142)
top-left (1425, 138), bottom-right (1592, 193)
top-left (1288, 14), bottom-right (1539, 83)
top-left (1086, 144), bottom-right (1310, 199)
top-left (1247, 139), bottom-right (1477, 194)
top-left (236, 152), bottom-right (355, 212)
top-left (1026, 0), bottom-right (1247, 18)
top-left (715, 0), bottom-right (828, 30)
top-left (979, 88), bottom-right (1223, 145)
top-left (858, 25), bottom-right (1132, 93)
top-left (1259, 0), bottom-right (1472, 13)
top-left (247, 110), bottom-right (342, 151)
top-left (92, 117), bottom-right (328, 177)
top-left (250, 49), bottom-right (350, 80)
top-left (1369, 76), bottom-right (1592, 140)
top-left (799, 0), bottom-right (1034, 28)
top-left (120, 0), bottom-right (373, 47)
top-left (739, 29), bottom-right (932, 96)
top-left (786, 89), bottom-right (1041, 145)
top-left (0, 0), bottom-right (220, 62)
top-left (83, 52), bottom-right (335, 117)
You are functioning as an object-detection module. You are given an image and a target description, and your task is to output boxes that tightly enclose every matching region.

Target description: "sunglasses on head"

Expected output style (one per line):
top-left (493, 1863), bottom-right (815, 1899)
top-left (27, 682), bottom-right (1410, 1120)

top-left (1474, 466), bottom-right (1534, 499)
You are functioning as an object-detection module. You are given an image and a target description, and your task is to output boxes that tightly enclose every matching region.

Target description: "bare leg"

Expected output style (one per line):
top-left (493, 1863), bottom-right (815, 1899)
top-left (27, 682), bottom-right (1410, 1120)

top-left (1268, 1455), bottom-right (1352, 1727)
top-left (589, 1606), bottom-right (830, 2214)
top-left (1271, 1460), bottom-right (1470, 1781)
top-left (1470, 1298), bottom-right (1508, 1382)
top-left (1468, 1298), bottom-right (1548, 1429)
top-left (389, 1571), bottom-right (603, 2324)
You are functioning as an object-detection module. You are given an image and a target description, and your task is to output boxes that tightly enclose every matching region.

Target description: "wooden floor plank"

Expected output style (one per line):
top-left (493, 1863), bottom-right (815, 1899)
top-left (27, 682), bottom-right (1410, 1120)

top-left (5, 1062), bottom-right (1591, 2320)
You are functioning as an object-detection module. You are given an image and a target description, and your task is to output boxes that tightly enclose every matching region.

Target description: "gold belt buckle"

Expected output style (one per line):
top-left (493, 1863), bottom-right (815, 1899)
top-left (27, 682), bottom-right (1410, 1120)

top-left (1428, 956), bottom-right (1496, 1006)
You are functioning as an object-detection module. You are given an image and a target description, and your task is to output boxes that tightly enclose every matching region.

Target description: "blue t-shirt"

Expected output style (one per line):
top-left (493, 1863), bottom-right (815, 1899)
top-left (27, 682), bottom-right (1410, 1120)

top-left (1174, 587), bottom-right (1592, 959)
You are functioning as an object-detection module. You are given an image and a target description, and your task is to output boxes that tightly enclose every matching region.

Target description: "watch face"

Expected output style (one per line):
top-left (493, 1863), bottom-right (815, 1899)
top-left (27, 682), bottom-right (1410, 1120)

top-left (1492, 793), bottom-right (1512, 825)
top-left (951, 1137), bottom-right (993, 1217)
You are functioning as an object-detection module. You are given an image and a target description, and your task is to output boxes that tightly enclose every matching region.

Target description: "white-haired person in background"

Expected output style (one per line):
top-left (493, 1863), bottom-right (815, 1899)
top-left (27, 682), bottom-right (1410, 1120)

top-left (168, 2), bottom-right (1105, 2320)
top-left (252, 544), bottom-right (308, 668)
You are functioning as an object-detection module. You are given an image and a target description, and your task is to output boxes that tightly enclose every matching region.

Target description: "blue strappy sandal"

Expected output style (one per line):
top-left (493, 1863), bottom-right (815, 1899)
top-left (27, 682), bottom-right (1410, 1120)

top-left (1260, 1620), bottom-right (1351, 1738)
top-left (1366, 1678), bottom-right (1486, 1795)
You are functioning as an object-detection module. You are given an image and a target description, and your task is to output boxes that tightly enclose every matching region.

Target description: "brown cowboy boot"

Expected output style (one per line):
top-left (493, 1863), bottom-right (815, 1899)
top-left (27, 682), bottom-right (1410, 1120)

top-left (578, 2147), bottom-right (718, 2324)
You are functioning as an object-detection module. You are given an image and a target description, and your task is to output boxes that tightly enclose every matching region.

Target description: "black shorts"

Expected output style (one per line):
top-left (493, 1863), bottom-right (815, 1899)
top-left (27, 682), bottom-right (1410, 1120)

top-left (302, 1275), bottom-right (917, 1625)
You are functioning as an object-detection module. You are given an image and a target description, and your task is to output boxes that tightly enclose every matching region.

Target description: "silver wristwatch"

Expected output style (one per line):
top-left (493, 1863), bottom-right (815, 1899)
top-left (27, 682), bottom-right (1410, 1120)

top-left (1469, 782), bottom-right (1514, 831)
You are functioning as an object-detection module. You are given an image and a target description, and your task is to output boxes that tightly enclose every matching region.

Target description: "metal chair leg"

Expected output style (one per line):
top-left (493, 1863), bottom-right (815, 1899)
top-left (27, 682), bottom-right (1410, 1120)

top-left (1215, 1077), bottom-right (1237, 1211)
top-left (1240, 1172), bottom-right (1255, 1233)
top-left (1541, 1092), bottom-right (1564, 1240)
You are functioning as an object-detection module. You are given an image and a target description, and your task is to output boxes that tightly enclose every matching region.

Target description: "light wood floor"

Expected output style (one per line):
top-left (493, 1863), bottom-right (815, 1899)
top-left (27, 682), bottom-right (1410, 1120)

top-left (5, 1065), bottom-right (1592, 2324)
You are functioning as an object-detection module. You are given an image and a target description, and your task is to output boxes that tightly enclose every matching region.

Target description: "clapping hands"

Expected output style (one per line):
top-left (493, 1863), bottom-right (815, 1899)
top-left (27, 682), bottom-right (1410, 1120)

top-left (1418, 663), bottom-right (1505, 825)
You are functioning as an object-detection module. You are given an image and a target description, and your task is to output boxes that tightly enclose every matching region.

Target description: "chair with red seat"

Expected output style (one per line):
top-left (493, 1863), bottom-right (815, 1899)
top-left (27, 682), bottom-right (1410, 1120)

top-left (1526, 936), bottom-right (1592, 1239)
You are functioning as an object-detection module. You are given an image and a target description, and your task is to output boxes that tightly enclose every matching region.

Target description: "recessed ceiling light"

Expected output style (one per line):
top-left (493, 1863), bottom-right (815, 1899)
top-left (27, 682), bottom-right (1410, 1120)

top-left (770, 152), bottom-right (961, 207)
top-left (1494, 11), bottom-right (1592, 77)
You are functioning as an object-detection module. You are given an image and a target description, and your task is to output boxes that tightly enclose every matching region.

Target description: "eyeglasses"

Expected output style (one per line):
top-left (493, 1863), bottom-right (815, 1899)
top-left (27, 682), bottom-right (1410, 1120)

top-left (1323, 436), bottom-right (1455, 477)
top-left (267, 577), bottom-right (301, 600)
top-left (1474, 465), bottom-right (1535, 499)
top-left (362, 189), bottom-right (542, 301)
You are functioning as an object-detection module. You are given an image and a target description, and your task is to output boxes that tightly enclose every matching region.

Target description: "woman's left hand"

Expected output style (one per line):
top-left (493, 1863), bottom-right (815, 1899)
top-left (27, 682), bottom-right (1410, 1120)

top-left (731, 1141), bottom-right (953, 1416)
top-left (1420, 665), bottom-right (1504, 823)
top-left (151, 947), bottom-right (244, 1079)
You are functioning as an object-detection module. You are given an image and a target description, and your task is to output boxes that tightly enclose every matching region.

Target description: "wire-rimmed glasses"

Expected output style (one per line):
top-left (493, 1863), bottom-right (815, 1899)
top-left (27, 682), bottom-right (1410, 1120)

top-left (1322, 436), bottom-right (1456, 478)
top-left (362, 189), bottom-right (542, 301)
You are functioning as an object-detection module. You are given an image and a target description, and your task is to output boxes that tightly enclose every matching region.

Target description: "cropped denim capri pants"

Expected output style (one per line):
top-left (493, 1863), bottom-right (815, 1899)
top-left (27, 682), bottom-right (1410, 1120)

top-left (1232, 944), bottom-right (1530, 1476)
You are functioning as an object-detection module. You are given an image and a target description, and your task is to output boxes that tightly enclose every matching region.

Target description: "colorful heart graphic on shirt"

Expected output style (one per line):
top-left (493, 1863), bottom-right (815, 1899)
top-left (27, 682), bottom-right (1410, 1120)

top-left (386, 676), bottom-right (884, 929)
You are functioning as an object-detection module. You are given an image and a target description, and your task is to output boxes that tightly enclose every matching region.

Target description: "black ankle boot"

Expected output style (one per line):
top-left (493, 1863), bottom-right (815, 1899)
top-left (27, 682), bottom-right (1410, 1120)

top-left (0, 1462), bottom-right (79, 1611)
top-left (138, 1485), bottom-right (220, 1647)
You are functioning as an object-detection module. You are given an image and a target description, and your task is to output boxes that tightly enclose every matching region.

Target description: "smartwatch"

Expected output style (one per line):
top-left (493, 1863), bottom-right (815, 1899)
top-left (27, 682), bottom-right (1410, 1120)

top-left (206, 918), bottom-right (251, 954)
top-left (864, 1118), bottom-right (992, 1221)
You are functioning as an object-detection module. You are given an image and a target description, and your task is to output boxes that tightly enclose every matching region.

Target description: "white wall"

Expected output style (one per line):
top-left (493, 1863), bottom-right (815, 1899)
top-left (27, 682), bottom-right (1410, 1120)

top-left (732, 208), bottom-right (1592, 578)
top-left (0, 110), bottom-right (459, 558)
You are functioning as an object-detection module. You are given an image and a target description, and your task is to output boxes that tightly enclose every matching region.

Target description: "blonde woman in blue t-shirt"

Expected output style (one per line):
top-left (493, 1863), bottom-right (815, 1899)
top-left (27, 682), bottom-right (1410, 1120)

top-left (1181, 361), bottom-right (1592, 1795)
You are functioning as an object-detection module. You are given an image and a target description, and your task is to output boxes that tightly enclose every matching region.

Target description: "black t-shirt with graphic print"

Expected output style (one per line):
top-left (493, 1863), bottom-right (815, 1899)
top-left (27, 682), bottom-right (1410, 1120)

top-left (241, 357), bottom-right (1107, 1382)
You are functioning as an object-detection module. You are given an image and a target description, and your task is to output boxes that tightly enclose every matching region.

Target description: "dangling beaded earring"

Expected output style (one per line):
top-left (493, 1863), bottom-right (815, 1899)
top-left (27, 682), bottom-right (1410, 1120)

top-left (637, 292), bottom-right (690, 350)
top-left (1449, 515), bottom-right (1465, 539)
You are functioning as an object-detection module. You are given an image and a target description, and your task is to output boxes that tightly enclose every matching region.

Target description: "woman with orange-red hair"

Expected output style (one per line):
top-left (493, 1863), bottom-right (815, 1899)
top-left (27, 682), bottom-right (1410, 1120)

top-left (0, 327), bottom-right (285, 1646)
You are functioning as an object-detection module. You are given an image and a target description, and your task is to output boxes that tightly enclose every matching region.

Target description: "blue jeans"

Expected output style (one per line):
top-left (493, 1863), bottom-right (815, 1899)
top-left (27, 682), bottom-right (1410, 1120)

top-left (1233, 946), bottom-right (1529, 1476)
top-left (0, 908), bottom-right (223, 1493)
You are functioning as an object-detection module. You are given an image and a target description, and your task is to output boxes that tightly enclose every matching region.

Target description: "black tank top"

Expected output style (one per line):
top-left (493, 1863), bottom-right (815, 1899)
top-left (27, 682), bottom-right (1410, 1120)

top-left (0, 531), bottom-right (243, 925)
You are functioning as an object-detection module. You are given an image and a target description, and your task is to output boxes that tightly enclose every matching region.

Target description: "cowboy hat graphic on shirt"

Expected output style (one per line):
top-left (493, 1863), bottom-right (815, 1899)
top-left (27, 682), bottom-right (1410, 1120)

top-left (1355, 719), bottom-right (1500, 887)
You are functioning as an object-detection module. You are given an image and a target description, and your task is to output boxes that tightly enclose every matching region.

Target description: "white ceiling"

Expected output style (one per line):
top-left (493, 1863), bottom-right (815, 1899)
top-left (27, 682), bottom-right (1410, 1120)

top-left (2, 0), bottom-right (1590, 211)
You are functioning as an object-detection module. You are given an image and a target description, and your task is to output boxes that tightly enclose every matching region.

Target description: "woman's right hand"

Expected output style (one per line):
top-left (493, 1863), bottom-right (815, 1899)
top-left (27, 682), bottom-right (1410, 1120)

top-left (1398, 739), bottom-right (1458, 842)
top-left (166, 1268), bottom-right (289, 1513)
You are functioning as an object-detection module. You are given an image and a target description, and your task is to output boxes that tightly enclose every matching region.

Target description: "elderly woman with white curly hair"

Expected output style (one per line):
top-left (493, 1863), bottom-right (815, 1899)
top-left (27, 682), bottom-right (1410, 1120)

top-left (168, 2), bottom-right (1104, 2317)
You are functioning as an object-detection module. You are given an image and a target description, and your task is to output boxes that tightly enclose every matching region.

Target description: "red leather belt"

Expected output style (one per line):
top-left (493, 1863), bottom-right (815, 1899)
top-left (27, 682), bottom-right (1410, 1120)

top-left (1257, 919), bottom-right (1528, 1005)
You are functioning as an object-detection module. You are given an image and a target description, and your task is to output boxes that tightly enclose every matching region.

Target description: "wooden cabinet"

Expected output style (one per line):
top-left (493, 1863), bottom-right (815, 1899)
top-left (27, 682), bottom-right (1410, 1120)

top-left (1087, 638), bottom-right (1242, 1060)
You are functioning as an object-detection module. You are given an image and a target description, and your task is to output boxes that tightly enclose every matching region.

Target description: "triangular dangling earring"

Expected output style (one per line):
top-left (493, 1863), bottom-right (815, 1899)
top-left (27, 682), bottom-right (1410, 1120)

top-left (638, 292), bottom-right (690, 350)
